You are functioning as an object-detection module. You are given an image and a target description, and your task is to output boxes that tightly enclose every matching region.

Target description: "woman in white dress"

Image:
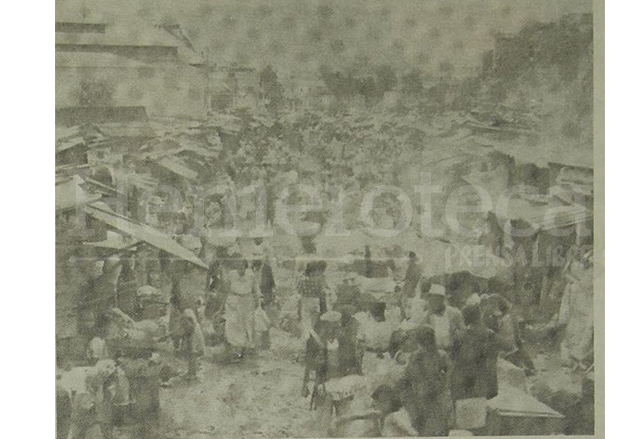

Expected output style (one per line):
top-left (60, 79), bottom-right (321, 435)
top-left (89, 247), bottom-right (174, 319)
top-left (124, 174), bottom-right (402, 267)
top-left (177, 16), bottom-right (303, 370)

top-left (223, 255), bottom-right (259, 360)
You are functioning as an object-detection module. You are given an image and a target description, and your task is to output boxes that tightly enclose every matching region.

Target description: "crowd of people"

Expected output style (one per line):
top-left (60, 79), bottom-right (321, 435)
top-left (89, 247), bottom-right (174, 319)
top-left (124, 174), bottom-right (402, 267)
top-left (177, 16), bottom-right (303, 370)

top-left (301, 283), bottom-right (512, 436)
top-left (286, 247), bottom-right (535, 437)
top-left (57, 228), bottom-right (544, 439)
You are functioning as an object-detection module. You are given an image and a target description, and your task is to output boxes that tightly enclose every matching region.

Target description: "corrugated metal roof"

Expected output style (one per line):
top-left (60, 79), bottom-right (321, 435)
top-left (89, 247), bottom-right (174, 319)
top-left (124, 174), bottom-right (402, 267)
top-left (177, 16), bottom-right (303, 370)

top-left (56, 21), bottom-right (204, 65)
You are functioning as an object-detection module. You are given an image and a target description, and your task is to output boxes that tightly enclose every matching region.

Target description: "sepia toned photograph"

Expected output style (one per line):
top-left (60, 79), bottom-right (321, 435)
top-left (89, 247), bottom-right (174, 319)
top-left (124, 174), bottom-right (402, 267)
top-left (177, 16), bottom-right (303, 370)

top-left (55, 0), bottom-right (602, 438)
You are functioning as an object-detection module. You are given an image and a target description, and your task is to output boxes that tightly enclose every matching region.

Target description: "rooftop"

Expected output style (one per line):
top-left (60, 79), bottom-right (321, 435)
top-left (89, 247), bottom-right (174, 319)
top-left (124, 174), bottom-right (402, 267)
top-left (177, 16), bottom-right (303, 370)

top-left (55, 21), bottom-right (204, 65)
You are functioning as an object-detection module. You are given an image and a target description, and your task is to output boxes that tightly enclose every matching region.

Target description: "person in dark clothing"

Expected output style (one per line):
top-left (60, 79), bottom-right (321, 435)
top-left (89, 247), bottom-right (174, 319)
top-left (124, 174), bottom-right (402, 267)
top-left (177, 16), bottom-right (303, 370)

top-left (388, 328), bottom-right (409, 360)
top-left (205, 246), bottom-right (230, 323)
top-left (372, 385), bottom-right (419, 437)
top-left (168, 290), bottom-right (185, 353)
top-left (337, 305), bottom-right (365, 376)
top-left (259, 261), bottom-right (276, 304)
top-left (69, 361), bottom-right (117, 439)
top-left (402, 252), bottom-right (422, 299)
top-left (450, 304), bottom-right (500, 401)
top-left (252, 259), bottom-right (275, 349)
top-left (117, 257), bottom-right (139, 319)
top-left (481, 293), bottom-right (536, 375)
top-left (401, 252), bottom-right (422, 320)
top-left (88, 257), bottom-right (122, 323)
top-left (398, 325), bottom-right (450, 436)
top-left (364, 245), bottom-right (373, 278)
top-left (205, 259), bottom-right (223, 318)
top-left (335, 276), bottom-right (361, 309)
top-left (298, 261), bottom-right (328, 343)
top-left (301, 312), bottom-right (342, 400)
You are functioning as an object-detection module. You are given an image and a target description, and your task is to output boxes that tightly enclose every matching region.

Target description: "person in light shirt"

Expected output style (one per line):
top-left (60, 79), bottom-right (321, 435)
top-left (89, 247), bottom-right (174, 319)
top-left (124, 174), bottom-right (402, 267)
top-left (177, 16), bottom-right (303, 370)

top-left (423, 284), bottom-right (463, 353)
top-left (223, 254), bottom-right (259, 360)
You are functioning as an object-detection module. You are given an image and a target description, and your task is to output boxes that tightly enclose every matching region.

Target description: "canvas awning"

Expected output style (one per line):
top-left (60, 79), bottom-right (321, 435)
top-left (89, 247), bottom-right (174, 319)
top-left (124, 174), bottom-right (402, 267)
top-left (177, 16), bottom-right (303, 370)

top-left (84, 202), bottom-right (208, 269)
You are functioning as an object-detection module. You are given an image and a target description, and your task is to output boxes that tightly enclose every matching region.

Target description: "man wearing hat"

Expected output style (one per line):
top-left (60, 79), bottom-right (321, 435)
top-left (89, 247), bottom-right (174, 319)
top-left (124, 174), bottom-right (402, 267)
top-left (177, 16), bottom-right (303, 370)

top-left (423, 284), bottom-right (463, 353)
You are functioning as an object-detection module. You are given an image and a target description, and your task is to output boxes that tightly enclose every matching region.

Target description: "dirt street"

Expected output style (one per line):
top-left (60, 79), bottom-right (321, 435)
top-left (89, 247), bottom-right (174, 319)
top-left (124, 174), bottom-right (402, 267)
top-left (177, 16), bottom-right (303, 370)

top-left (158, 330), bottom-right (318, 439)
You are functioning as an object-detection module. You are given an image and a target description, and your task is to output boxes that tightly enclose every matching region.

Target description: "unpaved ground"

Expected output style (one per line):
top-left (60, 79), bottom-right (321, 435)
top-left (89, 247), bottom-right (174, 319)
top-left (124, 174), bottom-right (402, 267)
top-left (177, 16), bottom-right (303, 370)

top-left (104, 327), bottom-right (587, 439)
top-left (158, 329), bottom-right (319, 439)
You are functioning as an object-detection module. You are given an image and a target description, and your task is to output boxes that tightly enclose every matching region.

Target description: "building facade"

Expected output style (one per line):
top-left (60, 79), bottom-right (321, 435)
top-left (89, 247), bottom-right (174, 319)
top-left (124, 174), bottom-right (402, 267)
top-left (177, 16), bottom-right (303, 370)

top-left (56, 20), bottom-right (208, 119)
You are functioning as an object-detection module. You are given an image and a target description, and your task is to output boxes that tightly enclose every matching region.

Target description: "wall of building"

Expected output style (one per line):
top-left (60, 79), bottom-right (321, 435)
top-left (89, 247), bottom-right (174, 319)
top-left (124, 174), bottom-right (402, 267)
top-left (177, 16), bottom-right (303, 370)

top-left (56, 64), bottom-right (208, 118)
